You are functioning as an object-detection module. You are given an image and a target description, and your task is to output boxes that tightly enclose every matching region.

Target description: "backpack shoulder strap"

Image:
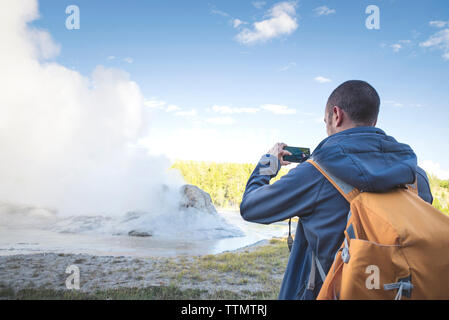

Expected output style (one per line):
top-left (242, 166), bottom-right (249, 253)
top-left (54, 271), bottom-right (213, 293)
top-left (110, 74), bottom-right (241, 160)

top-left (406, 180), bottom-right (419, 195)
top-left (307, 159), bottom-right (360, 203)
top-left (304, 159), bottom-right (361, 293)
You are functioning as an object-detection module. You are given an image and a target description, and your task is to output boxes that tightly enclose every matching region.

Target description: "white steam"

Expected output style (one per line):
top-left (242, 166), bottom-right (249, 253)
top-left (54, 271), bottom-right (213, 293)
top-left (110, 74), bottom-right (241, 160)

top-left (0, 0), bottom-right (182, 218)
top-left (0, 0), bottom-right (243, 241)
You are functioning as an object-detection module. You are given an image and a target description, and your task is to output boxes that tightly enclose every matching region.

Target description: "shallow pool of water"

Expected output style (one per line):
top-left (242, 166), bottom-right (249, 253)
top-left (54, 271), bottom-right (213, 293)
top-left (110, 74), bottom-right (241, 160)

top-left (0, 210), bottom-right (295, 257)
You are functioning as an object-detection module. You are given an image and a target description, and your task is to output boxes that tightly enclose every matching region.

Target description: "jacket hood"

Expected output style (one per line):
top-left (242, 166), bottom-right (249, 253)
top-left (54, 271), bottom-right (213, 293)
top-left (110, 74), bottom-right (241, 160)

top-left (311, 127), bottom-right (417, 192)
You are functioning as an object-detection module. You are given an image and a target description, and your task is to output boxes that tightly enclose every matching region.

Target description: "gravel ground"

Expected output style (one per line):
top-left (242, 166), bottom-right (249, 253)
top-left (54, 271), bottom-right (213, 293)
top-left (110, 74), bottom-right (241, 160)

top-left (0, 239), bottom-right (286, 298)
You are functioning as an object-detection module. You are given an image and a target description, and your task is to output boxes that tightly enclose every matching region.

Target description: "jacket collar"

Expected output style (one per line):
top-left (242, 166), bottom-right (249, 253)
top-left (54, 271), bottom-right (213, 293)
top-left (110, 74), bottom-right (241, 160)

top-left (314, 126), bottom-right (386, 152)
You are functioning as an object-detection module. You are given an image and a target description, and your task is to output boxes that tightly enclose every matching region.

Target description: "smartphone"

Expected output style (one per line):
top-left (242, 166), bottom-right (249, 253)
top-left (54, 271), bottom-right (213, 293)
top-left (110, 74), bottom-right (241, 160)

top-left (283, 146), bottom-right (310, 163)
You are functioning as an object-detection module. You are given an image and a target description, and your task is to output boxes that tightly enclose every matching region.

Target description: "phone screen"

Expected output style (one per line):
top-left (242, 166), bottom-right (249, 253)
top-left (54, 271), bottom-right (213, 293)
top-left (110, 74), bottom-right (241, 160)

top-left (283, 146), bottom-right (311, 163)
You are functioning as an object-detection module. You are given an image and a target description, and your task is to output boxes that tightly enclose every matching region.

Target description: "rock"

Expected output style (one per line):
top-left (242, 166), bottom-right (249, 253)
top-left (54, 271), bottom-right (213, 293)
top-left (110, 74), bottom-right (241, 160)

top-left (179, 184), bottom-right (217, 214)
top-left (128, 230), bottom-right (152, 237)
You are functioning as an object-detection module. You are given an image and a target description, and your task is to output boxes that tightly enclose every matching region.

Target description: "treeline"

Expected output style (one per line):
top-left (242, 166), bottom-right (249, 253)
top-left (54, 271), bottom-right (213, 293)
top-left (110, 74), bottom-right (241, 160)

top-left (171, 161), bottom-right (449, 214)
top-left (171, 161), bottom-right (287, 208)
top-left (428, 175), bottom-right (449, 215)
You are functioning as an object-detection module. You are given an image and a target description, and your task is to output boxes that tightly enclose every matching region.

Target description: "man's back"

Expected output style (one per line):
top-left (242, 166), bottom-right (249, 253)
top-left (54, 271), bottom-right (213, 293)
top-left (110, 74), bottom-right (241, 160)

top-left (240, 126), bottom-right (433, 299)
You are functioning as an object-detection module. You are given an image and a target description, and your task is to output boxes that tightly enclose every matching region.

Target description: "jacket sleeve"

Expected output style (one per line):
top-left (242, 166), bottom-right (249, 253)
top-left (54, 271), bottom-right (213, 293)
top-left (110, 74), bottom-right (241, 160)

top-left (416, 166), bottom-right (433, 204)
top-left (240, 156), bottom-right (325, 224)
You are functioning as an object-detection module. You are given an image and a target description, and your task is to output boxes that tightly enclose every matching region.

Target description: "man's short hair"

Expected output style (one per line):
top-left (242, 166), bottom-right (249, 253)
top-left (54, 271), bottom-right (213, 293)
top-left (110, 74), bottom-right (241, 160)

top-left (326, 80), bottom-right (380, 125)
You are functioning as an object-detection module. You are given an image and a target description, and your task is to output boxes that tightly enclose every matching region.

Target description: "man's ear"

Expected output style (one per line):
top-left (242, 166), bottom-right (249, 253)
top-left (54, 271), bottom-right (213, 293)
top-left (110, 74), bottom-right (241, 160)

top-left (333, 106), bottom-right (344, 127)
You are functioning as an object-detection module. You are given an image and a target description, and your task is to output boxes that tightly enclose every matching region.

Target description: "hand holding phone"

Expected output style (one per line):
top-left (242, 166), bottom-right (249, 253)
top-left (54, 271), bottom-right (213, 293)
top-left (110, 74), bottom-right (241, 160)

top-left (283, 146), bottom-right (310, 163)
top-left (267, 143), bottom-right (293, 166)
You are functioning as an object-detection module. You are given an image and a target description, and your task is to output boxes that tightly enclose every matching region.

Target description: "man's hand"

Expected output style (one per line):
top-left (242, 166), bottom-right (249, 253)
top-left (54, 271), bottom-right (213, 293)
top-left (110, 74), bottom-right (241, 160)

top-left (267, 142), bottom-right (292, 166)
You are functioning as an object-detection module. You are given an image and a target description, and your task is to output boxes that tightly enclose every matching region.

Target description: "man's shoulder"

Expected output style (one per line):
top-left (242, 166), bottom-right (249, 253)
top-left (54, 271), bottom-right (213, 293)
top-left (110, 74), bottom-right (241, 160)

top-left (415, 166), bottom-right (433, 204)
top-left (416, 166), bottom-right (430, 182)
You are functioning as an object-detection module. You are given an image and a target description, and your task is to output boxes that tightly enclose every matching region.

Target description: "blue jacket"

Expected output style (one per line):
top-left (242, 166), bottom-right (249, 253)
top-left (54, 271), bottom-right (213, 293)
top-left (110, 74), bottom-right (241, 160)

top-left (240, 127), bottom-right (433, 300)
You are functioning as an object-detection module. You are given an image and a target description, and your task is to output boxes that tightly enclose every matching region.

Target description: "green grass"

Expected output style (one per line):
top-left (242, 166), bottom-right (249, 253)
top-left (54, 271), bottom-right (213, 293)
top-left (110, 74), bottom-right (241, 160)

top-left (148, 238), bottom-right (289, 299)
top-left (199, 239), bottom-right (288, 280)
top-left (0, 286), bottom-right (282, 300)
top-left (1, 286), bottom-right (219, 300)
top-left (429, 175), bottom-right (449, 215)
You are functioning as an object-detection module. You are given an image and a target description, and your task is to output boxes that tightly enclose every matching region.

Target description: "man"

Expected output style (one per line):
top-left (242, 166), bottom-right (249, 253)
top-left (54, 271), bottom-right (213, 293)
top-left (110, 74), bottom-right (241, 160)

top-left (240, 80), bottom-right (433, 300)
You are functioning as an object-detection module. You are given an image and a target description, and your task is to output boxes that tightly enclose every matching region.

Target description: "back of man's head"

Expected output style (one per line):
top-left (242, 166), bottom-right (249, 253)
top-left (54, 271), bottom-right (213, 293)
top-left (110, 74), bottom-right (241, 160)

top-left (326, 80), bottom-right (380, 126)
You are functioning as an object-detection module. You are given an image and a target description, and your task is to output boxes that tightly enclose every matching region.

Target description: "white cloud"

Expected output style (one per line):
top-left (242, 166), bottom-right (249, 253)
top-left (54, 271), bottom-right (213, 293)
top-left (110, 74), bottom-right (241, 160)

top-left (211, 8), bottom-right (229, 17)
top-left (261, 104), bottom-right (296, 115)
top-left (420, 28), bottom-right (449, 60)
top-left (206, 117), bottom-right (235, 125)
top-left (175, 109), bottom-right (197, 117)
top-left (391, 43), bottom-right (402, 52)
top-left (27, 28), bottom-right (61, 60)
top-left (106, 56), bottom-right (133, 63)
top-left (383, 100), bottom-right (404, 107)
top-left (421, 160), bottom-right (449, 179)
top-left (314, 6), bottom-right (336, 16)
top-left (233, 19), bottom-right (245, 28)
top-left (314, 76), bottom-right (332, 83)
top-left (144, 99), bottom-right (166, 109)
top-left (165, 104), bottom-right (181, 112)
top-left (140, 127), bottom-right (281, 163)
top-left (236, 1), bottom-right (298, 45)
top-left (252, 1), bottom-right (266, 9)
top-left (390, 40), bottom-right (411, 53)
top-left (314, 117), bottom-right (324, 124)
top-left (211, 105), bottom-right (259, 114)
top-left (298, 111), bottom-right (319, 117)
top-left (383, 100), bottom-right (423, 108)
top-left (144, 100), bottom-right (183, 113)
top-left (429, 21), bottom-right (449, 28)
top-left (279, 62), bottom-right (297, 71)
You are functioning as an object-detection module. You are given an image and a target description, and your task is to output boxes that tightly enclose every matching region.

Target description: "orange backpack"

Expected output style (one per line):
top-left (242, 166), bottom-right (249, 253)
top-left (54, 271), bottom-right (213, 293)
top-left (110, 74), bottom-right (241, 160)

top-left (307, 159), bottom-right (449, 300)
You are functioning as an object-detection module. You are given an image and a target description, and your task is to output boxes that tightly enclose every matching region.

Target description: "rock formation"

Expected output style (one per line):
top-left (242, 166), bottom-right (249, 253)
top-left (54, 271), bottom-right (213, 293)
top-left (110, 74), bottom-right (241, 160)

top-left (128, 230), bottom-right (152, 237)
top-left (127, 184), bottom-right (218, 237)
top-left (179, 184), bottom-right (217, 215)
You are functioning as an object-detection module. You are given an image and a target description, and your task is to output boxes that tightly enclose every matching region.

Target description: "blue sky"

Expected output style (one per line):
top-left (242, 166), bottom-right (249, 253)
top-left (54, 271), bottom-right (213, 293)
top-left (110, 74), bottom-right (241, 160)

top-left (32, 0), bottom-right (449, 177)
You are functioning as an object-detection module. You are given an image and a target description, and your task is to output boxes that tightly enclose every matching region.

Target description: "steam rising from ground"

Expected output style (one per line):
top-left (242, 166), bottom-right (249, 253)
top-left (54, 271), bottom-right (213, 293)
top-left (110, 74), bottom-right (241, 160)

top-left (0, 0), bottom-right (180, 217)
top-left (0, 0), bottom-right (242, 240)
